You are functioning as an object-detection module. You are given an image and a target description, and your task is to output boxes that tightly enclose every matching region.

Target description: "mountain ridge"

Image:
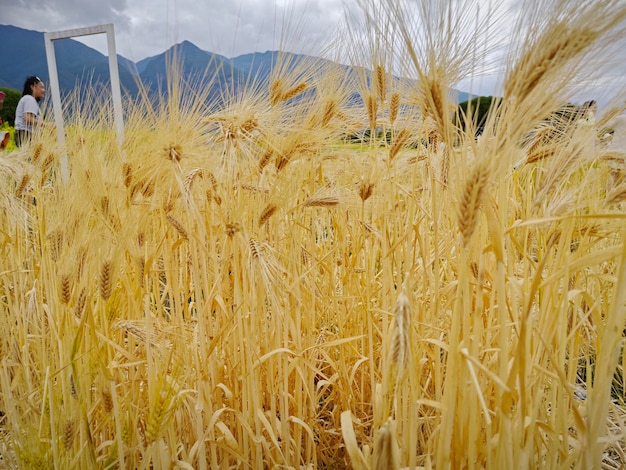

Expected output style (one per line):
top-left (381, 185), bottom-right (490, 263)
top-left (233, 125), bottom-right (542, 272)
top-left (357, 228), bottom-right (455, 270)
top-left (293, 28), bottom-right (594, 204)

top-left (0, 24), bottom-right (470, 104)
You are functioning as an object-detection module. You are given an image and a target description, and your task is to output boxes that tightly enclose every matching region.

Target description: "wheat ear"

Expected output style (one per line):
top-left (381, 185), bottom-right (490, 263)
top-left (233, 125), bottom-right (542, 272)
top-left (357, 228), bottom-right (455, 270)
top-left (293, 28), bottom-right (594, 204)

top-left (100, 260), bottom-right (112, 301)
top-left (389, 129), bottom-right (410, 161)
top-left (269, 79), bottom-right (284, 106)
top-left (15, 173), bottom-right (31, 195)
top-left (304, 196), bottom-right (340, 207)
top-left (373, 418), bottom-right (400, 470)
top-left (389, 92), bottom-right (400, 126)
top-left (60, 274), bottom-right (71, 304)
top-left (390, 280), bottom-right (411, 373)
top-left (375, 64), bottom-right (386, 103)
top-left (62, 420), bottom-right (76, 450)
top-left (367, 93), bottom-right (378, 132)
top-left (259, 204), bottom-right (278, 226)
top-left (281, 82), bottom-right (308, 102)
top-left (457, 162), bottom-right (490, 246)
top-left (607, 184), bottom-right (626, 204)
top-left (321, 99), bottom-right (337, 127)
top-left (166, 214), bottom-right (189, 240)
top-left (358, 180), bottom-right (374, 202)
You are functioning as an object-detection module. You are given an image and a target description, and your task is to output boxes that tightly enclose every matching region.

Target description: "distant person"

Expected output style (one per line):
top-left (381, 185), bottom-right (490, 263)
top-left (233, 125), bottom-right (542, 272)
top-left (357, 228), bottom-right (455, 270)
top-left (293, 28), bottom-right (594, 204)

top-left (14, 76), bottom-right (47, 147)
top-left (606, 114), bottom-right (626, 151)
top-left (575, 100), bottom-right (598, 155)
top-left (605, 113), bottom-right (626, 187)
top-left (579, 100), bottom-right (598, 124)
top-left (0, 91), bottom-right (8, 149)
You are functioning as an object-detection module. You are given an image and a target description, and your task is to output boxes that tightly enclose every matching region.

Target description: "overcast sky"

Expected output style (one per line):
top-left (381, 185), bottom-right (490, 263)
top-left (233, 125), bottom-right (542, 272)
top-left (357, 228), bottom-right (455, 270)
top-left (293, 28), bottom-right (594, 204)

top-left (3, 0), bottom-right (357, 61)
top-left (3, 0), bottom-right (626, 105)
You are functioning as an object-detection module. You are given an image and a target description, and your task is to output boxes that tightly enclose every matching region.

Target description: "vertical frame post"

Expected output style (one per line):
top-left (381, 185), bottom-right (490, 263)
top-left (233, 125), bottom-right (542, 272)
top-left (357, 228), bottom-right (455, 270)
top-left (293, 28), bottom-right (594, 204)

top-left (44, 24), bottom-right (125, 183)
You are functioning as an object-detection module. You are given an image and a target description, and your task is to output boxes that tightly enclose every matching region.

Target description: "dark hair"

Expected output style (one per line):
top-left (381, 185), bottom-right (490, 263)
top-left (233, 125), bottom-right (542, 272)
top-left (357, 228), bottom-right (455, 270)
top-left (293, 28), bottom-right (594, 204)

top-left (22, 76), bottom-right (42, 97)
top-left (582, 100), bottom-right (597, 110)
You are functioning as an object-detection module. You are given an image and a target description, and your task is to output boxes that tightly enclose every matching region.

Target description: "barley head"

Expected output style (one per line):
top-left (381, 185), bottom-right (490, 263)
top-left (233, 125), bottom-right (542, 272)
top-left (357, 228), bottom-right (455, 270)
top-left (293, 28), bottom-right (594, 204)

top-left (259, 204), bottom-right (278, 226)
top-left (458, 162), bottom-right (490, 246)
top-left (62, 420), bottom-right (76, 450)
top-left (281, 82), bottom-right (308, 102)
top-left (358, 180), bottom-right (375, 202)
top-left (389, 92), bottom-right (400, 126)
top-left (100, 260), bottom-right (112, 301)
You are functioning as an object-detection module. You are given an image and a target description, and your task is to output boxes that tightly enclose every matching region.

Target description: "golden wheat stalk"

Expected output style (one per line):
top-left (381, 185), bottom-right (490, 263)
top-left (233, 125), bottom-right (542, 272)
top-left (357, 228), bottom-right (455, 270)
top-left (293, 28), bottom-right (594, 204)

top-left (184, 168), bottom-right (204, 193)
top-left (358, 180), bottom-right (375, 202)
top-left (259, 204), bottom-right (278, 226)
top-left (389, 129), bottom-right (410, 161)
top-left (373, 418), bottom-right (400, 470)
top-left (375, 64), bottom-right (386, 103)
top-left (100, 195), bottom-right (110, 216)
top-left (389, 92), bottom-right (400, 126)
top-left (102, 390), bottom-right (114, 413)
top-left (504, 22), bottom-right (598, 100)
top-left (122, 162), bottom-right (133, 187)
top-left (240, 183), bottom-right (270, 193)
top-left (15, 173), bottom-right (31, 196)
top-left (31, 142), bottom-right (43, 163)
top-left (600, 151), bottom-right (626, 167)
top-left (48, 229), bottom-right (63, 262)
top-left (259, 149), bottom-right (273, 171)
top-left (141, 180), bottom-right (155, 197)
top-left (74, 288), bottom-right (87, 319)
top-left (136, 256), bottom-right (145, 287)
top-left (40, 152), bottom-right (56, 173)
top-left (534, 143), bottom-right (583, 204)
top-left (457, 162), bottom-right (490, 246)
top-left (321, 99), bottom-right (337, 127)
top-left (281, 82), bottom-right (308, 102)
top-left (422, 77), bottom-right (447, 137)
top-left (166, 214), bottom-right (189, 240)
top-left (239, 117), bottom-right (258, 135)
top-left (390, 281), bottom-right (411, 371)
top-left (526, 145), bottom-right (558, 164)
top-left (62, 420), bottom-right (76, 450)
top-left (114, 320), bottom-right (164, 349)
top-left (545, 194), bottom-right (575, 218)
top-left (367, 93), bottom-right (378, 132)
top-left (269, 79), bottom-right (284, 106)
top-left (225, 222), bottom-right (241, 237)
top-left (303, 196), bottom-right (340, 207)
top-left (607, 184), bottom-right (626, 204)
top-left (275, 154), bottom-right (290, 171)
top-left (146, 389), bottom-right (171, 444)
top-left (165, 144), bottom-right (182, 162)
top-left (100, 260), bottom-right (112, 301)
top-left (60, 274), bottom-right (71, 305)
top-left (249, 238), bottom-right (261, 260)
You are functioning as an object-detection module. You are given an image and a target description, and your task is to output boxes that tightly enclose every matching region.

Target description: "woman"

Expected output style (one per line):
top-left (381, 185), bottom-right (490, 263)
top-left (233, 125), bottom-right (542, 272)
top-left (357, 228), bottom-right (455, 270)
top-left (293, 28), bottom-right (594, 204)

top-left (14, 76), bottom-right (47, 147)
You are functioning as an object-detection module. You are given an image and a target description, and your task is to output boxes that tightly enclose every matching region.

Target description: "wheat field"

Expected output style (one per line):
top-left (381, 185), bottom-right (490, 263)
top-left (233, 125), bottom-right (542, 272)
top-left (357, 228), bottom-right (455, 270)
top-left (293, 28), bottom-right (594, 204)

top-left (1, 0), bottom-right (626, 468)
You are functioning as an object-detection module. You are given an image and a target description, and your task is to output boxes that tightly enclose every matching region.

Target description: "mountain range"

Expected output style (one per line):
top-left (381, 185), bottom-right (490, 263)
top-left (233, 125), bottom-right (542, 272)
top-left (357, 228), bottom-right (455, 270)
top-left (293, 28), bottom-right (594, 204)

top-left (0, 24), bottom-right (470, 105)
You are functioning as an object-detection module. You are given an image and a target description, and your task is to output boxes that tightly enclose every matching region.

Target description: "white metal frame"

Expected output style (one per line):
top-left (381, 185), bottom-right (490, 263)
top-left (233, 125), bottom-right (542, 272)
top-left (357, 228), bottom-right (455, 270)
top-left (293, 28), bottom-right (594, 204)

top-left (44, 24), bottom-right (124, 182)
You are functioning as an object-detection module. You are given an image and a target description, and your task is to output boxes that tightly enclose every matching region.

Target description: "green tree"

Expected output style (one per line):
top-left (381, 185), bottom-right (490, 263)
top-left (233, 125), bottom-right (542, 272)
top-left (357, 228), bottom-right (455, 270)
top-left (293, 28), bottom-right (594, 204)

top-left (456, 96), bottom-right (501, 136)
top-left (0, 87), bottom-right (21, 126)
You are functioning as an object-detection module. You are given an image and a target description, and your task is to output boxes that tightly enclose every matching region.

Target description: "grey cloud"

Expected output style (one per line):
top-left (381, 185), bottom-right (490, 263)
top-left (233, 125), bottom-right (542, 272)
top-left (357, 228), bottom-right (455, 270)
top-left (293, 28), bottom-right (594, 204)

top-left (3, 0), bottom-right (357, 60)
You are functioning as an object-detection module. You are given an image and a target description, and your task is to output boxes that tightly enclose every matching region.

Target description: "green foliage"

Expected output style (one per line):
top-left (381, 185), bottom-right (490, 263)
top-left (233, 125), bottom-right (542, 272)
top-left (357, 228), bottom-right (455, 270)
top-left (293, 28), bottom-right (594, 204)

top-left (0, 87), bottom-right (21, 127)
top-left (456, 95), bottom-right (501, 135)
